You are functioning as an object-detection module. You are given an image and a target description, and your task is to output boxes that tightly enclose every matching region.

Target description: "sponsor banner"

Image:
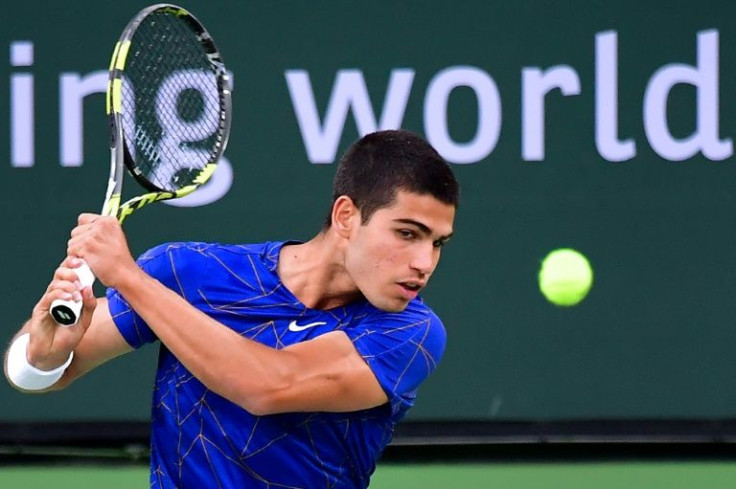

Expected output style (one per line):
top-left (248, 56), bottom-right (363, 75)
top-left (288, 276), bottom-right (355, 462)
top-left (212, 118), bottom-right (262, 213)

top-left (1, 0), bottom-right (736, 422)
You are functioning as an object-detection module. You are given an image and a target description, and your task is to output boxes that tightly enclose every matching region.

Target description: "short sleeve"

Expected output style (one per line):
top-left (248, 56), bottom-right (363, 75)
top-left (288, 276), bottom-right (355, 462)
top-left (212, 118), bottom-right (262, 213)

top-left (106, 242), bottom-right (205, 348)
top-left (343, 302), bottom-right (447, 418)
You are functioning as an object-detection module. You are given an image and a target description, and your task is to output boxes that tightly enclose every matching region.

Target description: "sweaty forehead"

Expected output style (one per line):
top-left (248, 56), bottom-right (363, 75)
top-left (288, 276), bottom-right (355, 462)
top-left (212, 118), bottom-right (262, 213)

top-left (383, 192), bottom-right (456, 235)
top-left (389, 190), bottom-right (454, 208)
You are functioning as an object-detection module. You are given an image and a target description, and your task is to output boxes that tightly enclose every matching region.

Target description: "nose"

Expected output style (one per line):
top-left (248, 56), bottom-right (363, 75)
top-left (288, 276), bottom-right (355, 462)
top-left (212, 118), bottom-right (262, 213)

top-left (410, 242), bottom-right (438, 276)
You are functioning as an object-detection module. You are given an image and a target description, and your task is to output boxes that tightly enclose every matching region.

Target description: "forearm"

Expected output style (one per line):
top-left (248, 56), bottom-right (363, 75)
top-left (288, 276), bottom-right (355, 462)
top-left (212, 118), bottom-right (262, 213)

top-left (116, 267), bottom-right (297, 411)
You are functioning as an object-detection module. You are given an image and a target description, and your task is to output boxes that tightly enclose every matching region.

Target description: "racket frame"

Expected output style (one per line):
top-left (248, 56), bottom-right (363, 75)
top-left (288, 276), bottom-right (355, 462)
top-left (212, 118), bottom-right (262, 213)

top-left (106, 3), bottom-right (232, 223)
top-left (50, 3), bottom-right (232, 325)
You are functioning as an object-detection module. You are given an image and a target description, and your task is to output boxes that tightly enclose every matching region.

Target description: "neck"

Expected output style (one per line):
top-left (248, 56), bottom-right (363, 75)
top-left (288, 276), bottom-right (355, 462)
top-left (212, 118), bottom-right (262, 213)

top-left (277, 231), bottom-right (362, 310)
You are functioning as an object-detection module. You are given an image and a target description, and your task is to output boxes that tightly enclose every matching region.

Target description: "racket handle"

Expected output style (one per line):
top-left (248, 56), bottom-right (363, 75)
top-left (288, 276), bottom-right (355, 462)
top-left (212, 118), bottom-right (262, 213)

top-left (49, 261), bottom-right (96, 326)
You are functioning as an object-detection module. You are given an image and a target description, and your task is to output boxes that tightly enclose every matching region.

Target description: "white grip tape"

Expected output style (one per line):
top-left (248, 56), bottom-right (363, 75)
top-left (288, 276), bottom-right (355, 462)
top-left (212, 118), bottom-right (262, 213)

top-left (49, 261), bottom-right (96, 326)
top-left (6, 333), bottom-right (73, 391)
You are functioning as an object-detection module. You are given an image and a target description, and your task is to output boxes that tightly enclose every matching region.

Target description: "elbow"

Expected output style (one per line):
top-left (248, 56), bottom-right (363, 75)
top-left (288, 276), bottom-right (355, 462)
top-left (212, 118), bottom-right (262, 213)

top-left (209, 350), bottom-right (302, 416)
top-left (241, 395), bottom-right (277, 417)
top-left (229, 373), bottom-right (296, 417)
top-left (236, 382), bottom-right (292, 417)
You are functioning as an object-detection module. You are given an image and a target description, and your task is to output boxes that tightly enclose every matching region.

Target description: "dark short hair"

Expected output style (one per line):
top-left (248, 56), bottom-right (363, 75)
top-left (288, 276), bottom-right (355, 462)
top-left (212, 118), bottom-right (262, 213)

top-left (323, 130), bottom-right (459, 228)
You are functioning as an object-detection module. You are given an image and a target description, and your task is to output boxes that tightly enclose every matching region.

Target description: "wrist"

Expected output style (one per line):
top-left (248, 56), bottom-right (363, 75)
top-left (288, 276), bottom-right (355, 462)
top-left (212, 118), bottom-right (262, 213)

top-left (7, 333), bottom-right (73, 391)
top-left (109, 260), bottom-right (144, 292)
top-left (26, 336), bottom-right (73, 371)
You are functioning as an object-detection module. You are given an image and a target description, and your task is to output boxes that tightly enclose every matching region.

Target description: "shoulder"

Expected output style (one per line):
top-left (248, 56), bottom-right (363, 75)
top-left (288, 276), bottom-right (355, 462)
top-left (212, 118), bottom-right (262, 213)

top-left (136, 241), bottom-right (291, 288)
top-left (349, 299), bottom-right (447, 357)
top-left (138, 241), bottom-right (285, 267)
top-left (343, 299), bottom-right (447, 408)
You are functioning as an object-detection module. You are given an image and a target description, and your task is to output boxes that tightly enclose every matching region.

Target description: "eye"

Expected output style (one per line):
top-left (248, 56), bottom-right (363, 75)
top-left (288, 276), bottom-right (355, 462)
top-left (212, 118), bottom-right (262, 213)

top-left (433, 239), bottom-right (445, 248)
top-left (397, 229), bottom-right (416, 240)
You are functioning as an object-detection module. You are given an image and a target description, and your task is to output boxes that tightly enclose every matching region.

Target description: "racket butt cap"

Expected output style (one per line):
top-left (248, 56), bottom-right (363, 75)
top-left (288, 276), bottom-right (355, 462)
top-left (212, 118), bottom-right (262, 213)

top-left (50, 301), bottom-right (81, 326)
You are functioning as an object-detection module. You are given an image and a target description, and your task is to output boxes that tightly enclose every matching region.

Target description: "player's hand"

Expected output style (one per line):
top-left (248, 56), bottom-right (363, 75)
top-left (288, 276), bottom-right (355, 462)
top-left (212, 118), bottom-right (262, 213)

top-left (26, 257), bottom-right (97, 370)
top-left (67, 213), bottom-right (138, 288)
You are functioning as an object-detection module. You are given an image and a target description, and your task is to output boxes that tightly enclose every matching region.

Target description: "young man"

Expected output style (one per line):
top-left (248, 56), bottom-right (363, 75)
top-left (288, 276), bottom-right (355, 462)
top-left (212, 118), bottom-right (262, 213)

top-left (5, 129), bottom-right (459, 488)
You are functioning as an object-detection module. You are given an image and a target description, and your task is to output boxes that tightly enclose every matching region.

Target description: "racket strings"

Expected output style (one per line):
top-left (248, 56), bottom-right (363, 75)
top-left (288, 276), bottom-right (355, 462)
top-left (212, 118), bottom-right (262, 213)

top-left (122, 11), bottom-right (224, 192)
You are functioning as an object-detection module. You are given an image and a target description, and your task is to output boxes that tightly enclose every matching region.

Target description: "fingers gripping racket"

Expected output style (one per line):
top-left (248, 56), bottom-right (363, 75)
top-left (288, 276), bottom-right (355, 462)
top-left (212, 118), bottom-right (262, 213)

top-left (50, 4), bottom-right (232, 326)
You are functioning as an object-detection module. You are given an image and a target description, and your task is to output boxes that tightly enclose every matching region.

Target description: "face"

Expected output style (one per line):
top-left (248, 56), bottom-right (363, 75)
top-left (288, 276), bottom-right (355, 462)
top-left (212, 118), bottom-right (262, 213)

top-left (342, 191), bottom-right (456, 312)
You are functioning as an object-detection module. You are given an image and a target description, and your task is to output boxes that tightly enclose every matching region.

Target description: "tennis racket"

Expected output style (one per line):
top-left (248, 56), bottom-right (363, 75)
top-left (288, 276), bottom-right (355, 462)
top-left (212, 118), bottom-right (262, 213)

top-left (50, 3), bottom-right (232, 326)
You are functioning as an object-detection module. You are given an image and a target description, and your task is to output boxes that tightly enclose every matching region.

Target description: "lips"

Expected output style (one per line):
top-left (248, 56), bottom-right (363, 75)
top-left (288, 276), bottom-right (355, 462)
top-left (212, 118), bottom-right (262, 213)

top-left (397, 281), bottom-right (424, 299)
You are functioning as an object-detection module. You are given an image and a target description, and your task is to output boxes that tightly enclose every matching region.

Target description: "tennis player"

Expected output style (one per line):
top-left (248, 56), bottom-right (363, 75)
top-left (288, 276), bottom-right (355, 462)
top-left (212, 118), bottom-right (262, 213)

top-left (5, 129), bottom-right (459, 489)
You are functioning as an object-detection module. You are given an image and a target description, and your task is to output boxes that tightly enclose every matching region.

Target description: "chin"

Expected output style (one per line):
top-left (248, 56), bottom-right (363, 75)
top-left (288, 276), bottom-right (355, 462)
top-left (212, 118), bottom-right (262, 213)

top-left (366, 296), bottom-right (410, 313)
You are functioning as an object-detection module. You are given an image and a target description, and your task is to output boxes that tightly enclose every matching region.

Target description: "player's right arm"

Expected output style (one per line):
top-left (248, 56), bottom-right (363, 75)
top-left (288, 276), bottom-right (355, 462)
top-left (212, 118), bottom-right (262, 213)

top-left (3, 257), bottom-right (133, 393)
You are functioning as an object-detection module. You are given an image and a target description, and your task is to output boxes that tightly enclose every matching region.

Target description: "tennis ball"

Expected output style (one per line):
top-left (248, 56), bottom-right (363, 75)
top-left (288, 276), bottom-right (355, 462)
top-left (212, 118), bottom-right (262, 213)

top-left (538, 248), bottom-right (593, 306)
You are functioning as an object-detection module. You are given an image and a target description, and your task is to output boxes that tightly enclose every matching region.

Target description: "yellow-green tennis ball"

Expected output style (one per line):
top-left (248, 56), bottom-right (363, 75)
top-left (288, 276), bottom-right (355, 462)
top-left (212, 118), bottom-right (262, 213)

top-left (538, 248), bottom-right (593, 306)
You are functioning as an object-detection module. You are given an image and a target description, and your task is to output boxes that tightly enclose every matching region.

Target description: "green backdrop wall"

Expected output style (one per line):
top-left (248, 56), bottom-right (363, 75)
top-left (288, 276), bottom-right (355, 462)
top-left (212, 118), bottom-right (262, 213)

top-left (2, 0), bottom-right (736, 423)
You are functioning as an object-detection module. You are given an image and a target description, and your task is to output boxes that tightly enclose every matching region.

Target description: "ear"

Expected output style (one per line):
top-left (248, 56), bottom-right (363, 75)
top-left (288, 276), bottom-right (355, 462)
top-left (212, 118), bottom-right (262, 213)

top-left (331, 196), bottom-right (359, 238)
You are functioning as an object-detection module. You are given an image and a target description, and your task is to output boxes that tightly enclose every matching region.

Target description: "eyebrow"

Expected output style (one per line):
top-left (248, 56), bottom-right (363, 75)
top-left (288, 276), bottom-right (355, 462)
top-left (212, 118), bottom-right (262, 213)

top-left (394, 218), bottom-right (454, 240)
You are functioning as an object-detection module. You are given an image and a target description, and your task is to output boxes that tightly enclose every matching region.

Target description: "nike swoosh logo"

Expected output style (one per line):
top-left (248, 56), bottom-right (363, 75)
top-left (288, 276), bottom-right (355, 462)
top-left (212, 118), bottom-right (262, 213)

top-left (288, 320), bottom-right (327, 332)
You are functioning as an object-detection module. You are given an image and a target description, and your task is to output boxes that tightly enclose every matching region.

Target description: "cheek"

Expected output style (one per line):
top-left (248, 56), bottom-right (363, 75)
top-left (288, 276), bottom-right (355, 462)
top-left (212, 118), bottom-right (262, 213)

top-left (349, 244), bottom-right (398, 280)
top-left (381, 252), bottom-right (399, 267)
top-left (368, 241), bottom-right (401, 268)
top-left (362, 248), bottom-right (395, 274)
top-left (350, 228), bottom-right (406, 275)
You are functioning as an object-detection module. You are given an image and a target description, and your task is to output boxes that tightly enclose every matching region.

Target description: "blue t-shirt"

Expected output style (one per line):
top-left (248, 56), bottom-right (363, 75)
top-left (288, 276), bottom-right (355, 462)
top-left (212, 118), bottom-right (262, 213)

top-left (107, 241), bottom-right (446, 489)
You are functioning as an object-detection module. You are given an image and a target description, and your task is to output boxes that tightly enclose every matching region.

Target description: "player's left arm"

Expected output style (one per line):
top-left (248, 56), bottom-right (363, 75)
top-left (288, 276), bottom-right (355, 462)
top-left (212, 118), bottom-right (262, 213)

top-left (70, 214), bottom-right (388, 414)
top-left (248, 332), bottom-right (389, 414)
top-left (117, 275), bottom-right (388, 414)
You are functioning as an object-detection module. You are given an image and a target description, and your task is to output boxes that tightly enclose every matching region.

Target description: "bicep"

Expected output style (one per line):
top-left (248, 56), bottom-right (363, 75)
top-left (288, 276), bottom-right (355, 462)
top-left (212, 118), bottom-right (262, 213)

top-left (53, 297), bottom-right (133, 389)
top-left (261, 331), bottom-right (388, 414)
